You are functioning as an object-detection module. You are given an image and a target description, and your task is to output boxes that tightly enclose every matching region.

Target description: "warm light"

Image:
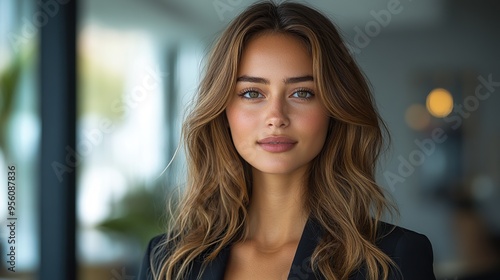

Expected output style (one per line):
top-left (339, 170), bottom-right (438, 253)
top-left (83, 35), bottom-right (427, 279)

top-left (405, 104), bottom-right (431, 130)
top-left (426, 88), bottom-right (453, 118)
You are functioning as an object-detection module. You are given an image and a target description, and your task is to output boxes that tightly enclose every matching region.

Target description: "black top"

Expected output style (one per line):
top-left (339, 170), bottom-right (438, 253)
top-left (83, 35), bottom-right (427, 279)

top-left (139, 218), bottom-right (436, 279)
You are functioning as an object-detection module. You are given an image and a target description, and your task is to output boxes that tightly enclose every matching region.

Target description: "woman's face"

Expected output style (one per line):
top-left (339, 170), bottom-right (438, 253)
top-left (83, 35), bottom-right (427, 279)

top-left (226, 33), bottom-right (330, 176)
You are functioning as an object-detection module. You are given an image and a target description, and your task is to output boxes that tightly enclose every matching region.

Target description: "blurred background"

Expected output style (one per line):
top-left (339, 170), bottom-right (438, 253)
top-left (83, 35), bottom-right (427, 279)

top-left (0, 0), bottom-right (499, 279)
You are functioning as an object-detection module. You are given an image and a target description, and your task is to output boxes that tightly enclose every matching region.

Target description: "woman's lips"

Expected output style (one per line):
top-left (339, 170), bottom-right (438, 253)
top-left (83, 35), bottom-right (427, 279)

top-left (257, 136), bottom-right (297, 153)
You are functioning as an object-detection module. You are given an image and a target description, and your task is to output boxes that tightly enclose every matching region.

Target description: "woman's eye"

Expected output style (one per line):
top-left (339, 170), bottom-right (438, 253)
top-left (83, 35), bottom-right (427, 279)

top-left (241, 90), bottom-right (263, 99)
top-left (292, 90), bottom-right (313, 99)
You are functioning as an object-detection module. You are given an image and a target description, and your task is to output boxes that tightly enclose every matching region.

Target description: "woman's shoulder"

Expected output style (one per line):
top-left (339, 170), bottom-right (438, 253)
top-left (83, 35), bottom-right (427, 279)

top-left (376, 222), bottom-right (433, 254)
top-left (138, 234), bottom-right (173, 280)
top-left (375, 222), bottom-right (436, 280)
top-left (147, 234), bottom-right (168, 250)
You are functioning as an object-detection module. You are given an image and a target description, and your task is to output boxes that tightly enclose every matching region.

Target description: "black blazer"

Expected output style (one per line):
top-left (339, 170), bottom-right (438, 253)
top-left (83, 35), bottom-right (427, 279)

top-left (139, 218), bottom-right (436, 280)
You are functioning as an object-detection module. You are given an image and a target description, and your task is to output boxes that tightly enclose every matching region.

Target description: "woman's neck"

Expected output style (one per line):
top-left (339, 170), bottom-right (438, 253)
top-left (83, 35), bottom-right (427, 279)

top-left (244, 169), bottom-right (309, 250)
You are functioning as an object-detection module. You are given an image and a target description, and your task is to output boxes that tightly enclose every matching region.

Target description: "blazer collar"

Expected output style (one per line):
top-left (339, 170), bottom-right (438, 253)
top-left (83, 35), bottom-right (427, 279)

top-left (189, 217), bottom-right (325, 280)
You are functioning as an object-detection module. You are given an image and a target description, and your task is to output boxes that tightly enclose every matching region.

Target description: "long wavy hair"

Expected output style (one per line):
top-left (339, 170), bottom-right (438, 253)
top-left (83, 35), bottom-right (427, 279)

top-left (152, 1), bottom-right (397, 279)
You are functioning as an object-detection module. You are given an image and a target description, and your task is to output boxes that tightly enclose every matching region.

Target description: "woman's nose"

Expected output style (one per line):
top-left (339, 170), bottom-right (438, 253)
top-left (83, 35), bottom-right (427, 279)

top-left (266, 98), bottom-right (290, 128)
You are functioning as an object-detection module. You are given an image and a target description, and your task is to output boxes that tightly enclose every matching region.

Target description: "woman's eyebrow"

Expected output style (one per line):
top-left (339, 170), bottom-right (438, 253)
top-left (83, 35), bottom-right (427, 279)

top-left (236, 75), bottom-right (314, 84)
top-left (284, 75), bottom-right (313, 84)
top-left (236, 75), bottom-right (269, 84)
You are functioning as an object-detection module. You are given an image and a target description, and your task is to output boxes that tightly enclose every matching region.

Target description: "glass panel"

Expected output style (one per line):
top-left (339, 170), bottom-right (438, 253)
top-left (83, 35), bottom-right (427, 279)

top-left (0, 0), bottom-right (39, 279)
top-left (77, 1), bottom-right (203, 278)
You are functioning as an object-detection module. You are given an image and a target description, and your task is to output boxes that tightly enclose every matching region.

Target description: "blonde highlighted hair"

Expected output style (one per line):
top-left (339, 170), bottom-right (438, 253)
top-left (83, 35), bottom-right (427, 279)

top-left (153, 1), bottom-right (397, 279)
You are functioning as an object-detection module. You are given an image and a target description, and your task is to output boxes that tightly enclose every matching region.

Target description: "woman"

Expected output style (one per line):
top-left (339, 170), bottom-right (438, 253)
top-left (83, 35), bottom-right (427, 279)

top-left (140, 1), bottom-right (436, 279)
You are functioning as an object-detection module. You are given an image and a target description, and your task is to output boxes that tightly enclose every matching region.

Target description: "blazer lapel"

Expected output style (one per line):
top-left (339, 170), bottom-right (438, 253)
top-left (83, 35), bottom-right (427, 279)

top-left (189, 246), bottom-right (231, 280)
top-left (287, 217), bottom-right (324, 280)
top-left (287, 218), bottom-right (367, 280)
top-left (190, 217), bottom-right (325, 280)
